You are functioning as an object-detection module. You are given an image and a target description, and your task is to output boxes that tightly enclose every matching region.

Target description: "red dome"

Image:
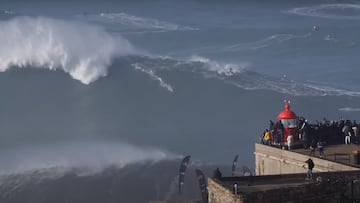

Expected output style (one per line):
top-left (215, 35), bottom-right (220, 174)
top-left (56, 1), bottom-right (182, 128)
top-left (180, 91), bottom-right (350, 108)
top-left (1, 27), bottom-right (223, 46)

top-left (277, 101), bottom-right (297, 120)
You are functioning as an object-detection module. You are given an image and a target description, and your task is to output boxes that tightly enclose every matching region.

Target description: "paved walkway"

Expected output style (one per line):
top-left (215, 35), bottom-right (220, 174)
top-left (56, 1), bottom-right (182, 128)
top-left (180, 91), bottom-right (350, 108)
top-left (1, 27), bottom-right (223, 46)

top-left (293, 143), bottom-right (360, 166)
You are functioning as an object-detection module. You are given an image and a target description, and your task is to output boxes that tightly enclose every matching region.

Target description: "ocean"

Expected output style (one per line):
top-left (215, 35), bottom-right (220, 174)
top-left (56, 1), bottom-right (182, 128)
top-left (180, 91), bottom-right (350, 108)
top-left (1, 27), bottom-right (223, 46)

top-left (0, 0), bottom-right (360, 202)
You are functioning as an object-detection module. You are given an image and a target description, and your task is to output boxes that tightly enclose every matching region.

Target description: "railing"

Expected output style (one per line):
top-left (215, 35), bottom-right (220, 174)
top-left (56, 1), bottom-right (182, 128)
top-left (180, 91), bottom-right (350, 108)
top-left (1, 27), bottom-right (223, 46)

top-left (334, 153), bottom-right (351, 164)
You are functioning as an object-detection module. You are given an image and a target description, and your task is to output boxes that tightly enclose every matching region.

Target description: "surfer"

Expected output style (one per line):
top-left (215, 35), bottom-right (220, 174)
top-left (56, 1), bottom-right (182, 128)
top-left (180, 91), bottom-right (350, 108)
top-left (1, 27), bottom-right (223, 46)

top-left (313, 25), bottom-right (319, 31)
top-left (4, 9), bottom-right (14, 15)
top-left (229, 67), bottom-right (234, 75)
top-left (324, 35), bottom-right (331, 41)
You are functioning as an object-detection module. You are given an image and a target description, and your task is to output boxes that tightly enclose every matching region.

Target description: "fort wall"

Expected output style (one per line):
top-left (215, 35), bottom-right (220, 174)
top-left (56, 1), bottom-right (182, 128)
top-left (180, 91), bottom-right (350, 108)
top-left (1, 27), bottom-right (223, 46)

top-left (254, 143), bottom-right (359, 175)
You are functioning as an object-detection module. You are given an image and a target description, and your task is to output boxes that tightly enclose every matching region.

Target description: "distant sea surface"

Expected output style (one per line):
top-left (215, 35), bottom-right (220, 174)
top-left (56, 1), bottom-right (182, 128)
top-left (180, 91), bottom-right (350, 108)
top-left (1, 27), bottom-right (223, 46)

top-left (0, 0), bottom-right (360, 202)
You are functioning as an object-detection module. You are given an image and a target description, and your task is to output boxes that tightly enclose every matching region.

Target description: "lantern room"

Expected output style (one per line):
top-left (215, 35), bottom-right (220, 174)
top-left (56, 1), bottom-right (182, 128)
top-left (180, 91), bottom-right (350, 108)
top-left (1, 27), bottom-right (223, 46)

top-left (277, 100), bottom-right (300, 146)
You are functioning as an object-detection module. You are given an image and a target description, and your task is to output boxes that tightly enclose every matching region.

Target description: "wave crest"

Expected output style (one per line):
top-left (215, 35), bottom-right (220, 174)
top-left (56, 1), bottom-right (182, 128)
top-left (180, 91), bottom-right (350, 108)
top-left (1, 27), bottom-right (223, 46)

top-left (0, 17), bottom-right (135, 84)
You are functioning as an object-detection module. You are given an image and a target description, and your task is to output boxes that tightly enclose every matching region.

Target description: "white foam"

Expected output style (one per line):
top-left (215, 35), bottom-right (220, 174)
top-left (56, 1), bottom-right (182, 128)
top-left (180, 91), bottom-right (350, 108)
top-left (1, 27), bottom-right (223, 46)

top-left (226, 75), bottom-right (360, 97)
top-left (287, 4), bottom-right (360, 20)
top-left (0, 17), bottom-right (135, 84)
top-left (85, 12), bottom-right (198, 32)
top-left (339, 107), bottom-right (360, 112)
top-left (0, 141), bottom-right (180, 175)
top-left (133, 63), bottom-right (174, 92)
top-left (225, 33), bottom-right (311, 52)
top-left (185, 56), bottom-right (360, 97)
top-left (301, 83), bottom-right (360, 97)
top-left (189, 55), bottom-right (249, 76)
top-left (168, 33), bottom-right (311, 56)
top-left (4, 9), bottom-right (14, 15)
top-left (133, 54), bottom-right (360, 97)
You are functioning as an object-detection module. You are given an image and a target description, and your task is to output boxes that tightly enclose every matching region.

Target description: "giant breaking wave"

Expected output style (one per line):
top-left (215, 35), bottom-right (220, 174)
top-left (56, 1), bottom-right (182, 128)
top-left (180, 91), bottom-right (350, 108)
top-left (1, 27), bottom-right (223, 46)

top-left (0, 17), bottom-right (135, 84)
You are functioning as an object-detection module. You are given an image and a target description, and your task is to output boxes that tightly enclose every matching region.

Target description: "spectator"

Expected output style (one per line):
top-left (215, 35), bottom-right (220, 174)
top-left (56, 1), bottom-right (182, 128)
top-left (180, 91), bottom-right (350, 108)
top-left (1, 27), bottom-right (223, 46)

top-left (287, 134), bottom-right (293, 150)
top-left (317, 141), bottom-right (325, 158)
top-left (343, 124), bottom-right (351, 144)
top-left (309, 140), bottom-right (317, 156)
top-left (305, 158), bottom-right (315, 180)
top-left (352, 121), bottom-right (359, 144)
top-left (264, 129), bottom-right (272, 145)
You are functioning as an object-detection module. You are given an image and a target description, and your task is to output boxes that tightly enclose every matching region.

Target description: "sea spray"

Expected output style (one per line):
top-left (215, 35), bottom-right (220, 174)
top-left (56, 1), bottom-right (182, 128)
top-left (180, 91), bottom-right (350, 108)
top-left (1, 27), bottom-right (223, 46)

top-left (0, 17), bottom-right (135, 84)
top-left (0, 141), bottom-right (179, 175)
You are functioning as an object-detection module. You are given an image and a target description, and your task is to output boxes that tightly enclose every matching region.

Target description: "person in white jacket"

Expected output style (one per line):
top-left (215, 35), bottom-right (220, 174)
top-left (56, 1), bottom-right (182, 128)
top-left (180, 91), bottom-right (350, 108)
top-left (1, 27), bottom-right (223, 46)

top-left (287, 134), bottom-right (293, 150)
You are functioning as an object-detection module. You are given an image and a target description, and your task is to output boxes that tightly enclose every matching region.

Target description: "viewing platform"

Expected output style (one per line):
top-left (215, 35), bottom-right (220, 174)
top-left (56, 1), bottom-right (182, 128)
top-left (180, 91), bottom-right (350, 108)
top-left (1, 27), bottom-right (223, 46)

top-left (208, 169), bottom-right (360, 203)
top-left (208, 143), bottom-right (360, 203)
top-left (293, 143), bottom-right (360, 167)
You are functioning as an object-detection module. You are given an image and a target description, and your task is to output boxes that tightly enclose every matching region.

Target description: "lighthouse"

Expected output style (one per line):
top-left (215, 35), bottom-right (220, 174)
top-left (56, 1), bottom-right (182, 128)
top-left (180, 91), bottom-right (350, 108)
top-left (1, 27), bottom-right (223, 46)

top-left (277, 100), bottom-right (300, 147)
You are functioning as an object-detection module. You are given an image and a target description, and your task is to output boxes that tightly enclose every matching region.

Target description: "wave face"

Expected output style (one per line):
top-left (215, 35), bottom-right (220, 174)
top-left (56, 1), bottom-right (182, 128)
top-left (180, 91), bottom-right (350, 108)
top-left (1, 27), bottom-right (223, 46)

top-left (0, 159), bottom-right (215, 203)
top-left (0, 17), bottom-right (134, 84)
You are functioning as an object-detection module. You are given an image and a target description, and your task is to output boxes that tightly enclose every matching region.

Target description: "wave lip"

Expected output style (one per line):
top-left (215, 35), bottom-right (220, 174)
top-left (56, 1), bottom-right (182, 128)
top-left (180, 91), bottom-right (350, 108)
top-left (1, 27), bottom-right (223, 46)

top-left (0, 16), bottom-right (135, 84)
top-left (287, 4), bottom-right (360, 20)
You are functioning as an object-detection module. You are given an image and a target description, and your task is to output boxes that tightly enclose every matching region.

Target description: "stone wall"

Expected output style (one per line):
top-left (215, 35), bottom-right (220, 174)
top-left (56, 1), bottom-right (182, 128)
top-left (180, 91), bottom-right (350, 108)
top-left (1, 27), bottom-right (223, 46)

top-left (255, 143), bottom-right (359, 175)
top-left (242, 181), bottom-right (343, 203)
top-left (208, 171), bottom-right (360, 203)
top-left (208, 178), bottom-right (244, 203)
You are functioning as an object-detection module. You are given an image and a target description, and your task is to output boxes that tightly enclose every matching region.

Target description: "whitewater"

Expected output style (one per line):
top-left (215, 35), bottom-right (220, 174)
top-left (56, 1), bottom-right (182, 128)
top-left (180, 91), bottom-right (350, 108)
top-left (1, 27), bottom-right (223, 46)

top-left (0, 0), bottom-right (360, 202)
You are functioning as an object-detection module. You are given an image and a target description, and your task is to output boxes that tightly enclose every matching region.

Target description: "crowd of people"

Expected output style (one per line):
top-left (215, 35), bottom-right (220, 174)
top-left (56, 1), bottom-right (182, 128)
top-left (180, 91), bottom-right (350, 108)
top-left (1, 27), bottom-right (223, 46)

top-left (261, 120), bottom-right (284, 146)
top-left (254, 117), bottom-right (360, 180)
top-left (258, 117), bottom-right (360, 180)
top-left (260, 117), bottom-right (360, 152)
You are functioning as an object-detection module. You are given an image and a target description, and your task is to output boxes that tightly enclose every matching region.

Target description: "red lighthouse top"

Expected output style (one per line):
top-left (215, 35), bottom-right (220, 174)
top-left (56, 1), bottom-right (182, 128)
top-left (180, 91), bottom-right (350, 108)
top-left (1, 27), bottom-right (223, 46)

top-left (277, 100), bottom-right (297, 120)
